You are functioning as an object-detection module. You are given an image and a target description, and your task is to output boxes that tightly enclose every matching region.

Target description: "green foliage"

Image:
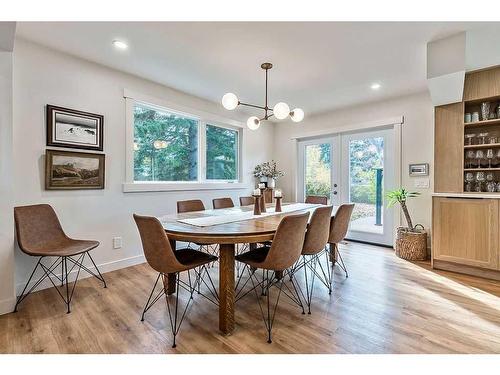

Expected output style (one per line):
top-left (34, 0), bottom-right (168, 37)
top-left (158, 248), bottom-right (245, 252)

top-left (133, 105), bottom-right (238, 181)
top-left (206, 124), bottom-right (238, 180)
top-left (386, 188), bottom-right (420, 208)
top-left (305, 145), bottom-right (331, 199)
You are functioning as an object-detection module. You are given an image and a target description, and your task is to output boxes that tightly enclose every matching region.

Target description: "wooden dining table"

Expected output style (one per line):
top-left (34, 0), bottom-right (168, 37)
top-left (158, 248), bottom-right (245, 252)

top-left (159, 202), bottom-right (337, 335)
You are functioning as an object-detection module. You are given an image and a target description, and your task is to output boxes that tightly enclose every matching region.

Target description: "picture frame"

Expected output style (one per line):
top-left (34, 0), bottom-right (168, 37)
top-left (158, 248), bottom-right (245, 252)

top-left (45, 149), bottom-right (105, 190)
top-left (46, 105), bottom-right (104, 151)
top-left (409, 163), bottom-right (429, 176)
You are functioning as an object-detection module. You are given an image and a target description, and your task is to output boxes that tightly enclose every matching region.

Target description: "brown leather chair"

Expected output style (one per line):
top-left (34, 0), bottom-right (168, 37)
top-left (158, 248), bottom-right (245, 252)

top-left (14, 204), bottom-right (106, 313)
top-left (134, 214), bottom-right (217, 348)
top-left (239, 196), bottom-right (255, 206)
top-left (177, 199), bottom-right (205, 213)
top-left (235, 212), bottom-right (309, 343)
top-left (305, 195), bottom-right (328, 205)
top-left (212, 197), bottom-right (234, 209)
top-left (293, 205), bottom-right (333, 313)
top-left (328, 204), bottom-right (355, 277)
top-left (177, 199), bottom-right (218, 261)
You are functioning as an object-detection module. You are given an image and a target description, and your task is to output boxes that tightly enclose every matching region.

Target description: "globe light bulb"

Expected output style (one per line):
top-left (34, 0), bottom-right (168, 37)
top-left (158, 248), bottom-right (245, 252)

top-left (273, 102), bottom-right (290, 120)
top-left (222, 93), bottom-right (239, 110)
top-left (247, 116), bottom-right (260, 130)
top-left (290, 108), bottom-right (304, 122)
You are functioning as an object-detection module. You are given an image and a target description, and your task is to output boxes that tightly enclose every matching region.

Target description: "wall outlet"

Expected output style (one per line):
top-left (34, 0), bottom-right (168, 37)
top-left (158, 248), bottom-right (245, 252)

top-left (113, 237), bottom-right (122, 249)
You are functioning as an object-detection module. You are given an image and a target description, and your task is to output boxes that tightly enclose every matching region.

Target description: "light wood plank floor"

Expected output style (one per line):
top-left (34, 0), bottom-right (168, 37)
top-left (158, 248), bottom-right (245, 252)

top-left (1, 242), bottom-right (500, 354)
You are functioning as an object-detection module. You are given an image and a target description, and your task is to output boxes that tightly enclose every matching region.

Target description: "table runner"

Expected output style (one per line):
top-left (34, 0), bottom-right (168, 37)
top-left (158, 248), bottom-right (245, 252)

top-left (177, 203), bottom-right (319, 227)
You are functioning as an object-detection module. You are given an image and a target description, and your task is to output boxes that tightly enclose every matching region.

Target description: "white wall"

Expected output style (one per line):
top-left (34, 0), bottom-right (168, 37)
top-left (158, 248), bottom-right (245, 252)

top-left (0, 51), bottom-right (15, 314)
top-left (273, 92), bottom-right (434, 239)
top-left (12, 38), bottom-right (274, 295)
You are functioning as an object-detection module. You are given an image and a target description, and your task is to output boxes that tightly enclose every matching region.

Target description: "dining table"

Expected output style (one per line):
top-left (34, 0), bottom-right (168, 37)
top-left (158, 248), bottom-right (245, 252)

top-left (158, 202), bottom-right (338, 335)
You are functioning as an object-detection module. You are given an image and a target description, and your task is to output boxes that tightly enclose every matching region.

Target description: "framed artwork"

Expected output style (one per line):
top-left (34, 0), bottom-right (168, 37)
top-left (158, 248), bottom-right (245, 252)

top-left (46, 105), bottom-right (104, 151)
top-left (45, 149), bottom-right (105, 190)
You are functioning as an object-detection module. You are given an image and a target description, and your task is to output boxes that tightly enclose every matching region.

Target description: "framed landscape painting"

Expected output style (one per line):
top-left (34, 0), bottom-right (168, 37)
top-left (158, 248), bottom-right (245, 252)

top-left (45, 149), bottom-right (105, 190)
top-left (46, 105), bottom-right (104, 151)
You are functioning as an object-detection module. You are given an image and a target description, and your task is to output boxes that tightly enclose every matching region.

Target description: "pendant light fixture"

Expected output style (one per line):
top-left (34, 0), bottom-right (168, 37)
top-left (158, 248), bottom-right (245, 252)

top-left (221, 63), bottom-right (304, 130)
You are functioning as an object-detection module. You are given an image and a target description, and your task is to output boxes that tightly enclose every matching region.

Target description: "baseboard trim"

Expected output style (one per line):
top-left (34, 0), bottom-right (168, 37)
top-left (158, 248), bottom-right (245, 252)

top-left (0, 296), bottom-right (16, 315)
top-left (15, 254), bottom-right (146, 296)
top-left (433, 259), bottom-right (500, 281)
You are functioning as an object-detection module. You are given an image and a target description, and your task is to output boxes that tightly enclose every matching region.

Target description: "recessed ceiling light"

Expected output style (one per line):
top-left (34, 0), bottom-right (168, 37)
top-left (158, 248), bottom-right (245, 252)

top-left (112, 40), bottom-right (128, 50)
top-left (371, 83), bottom-right (381, 90)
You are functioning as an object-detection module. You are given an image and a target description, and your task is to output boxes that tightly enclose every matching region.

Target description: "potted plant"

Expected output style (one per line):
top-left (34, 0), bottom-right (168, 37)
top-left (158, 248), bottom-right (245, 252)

top-left (253, 161), bottom-right (284, 188)
top-left (387, 188), bottom-right (427, 260)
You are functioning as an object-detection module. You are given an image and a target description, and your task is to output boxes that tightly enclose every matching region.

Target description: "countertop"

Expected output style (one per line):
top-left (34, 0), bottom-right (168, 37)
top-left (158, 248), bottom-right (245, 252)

top-left (432, 192), bottom-right (500, 199)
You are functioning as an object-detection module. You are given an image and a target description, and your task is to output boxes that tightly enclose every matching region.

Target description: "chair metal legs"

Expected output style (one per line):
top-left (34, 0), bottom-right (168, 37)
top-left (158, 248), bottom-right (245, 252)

top-left (140, 265), bottom-right (218, 348)
top-left (330, 243), bottom-right (348, 278)
top-left (14, 251), bottom-right (106, 313)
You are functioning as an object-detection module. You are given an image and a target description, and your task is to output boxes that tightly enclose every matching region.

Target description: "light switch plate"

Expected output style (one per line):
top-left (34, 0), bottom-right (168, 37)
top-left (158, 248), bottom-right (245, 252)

top-left (113, 237), bottom-right (122, 249)
top-left (414, 178), bottom-right (430, 189)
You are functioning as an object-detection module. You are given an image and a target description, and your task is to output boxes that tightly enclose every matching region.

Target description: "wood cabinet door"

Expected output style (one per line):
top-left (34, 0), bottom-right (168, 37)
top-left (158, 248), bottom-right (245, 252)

top-left (434, 103), bottom-right (464, 193)
top-left (433, 197), bottom-right (499, 270)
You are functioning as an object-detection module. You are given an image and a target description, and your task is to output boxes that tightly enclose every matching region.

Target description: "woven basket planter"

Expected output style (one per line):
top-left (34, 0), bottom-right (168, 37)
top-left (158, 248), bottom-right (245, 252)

top-left (395, 226), bottom-right (427, 261)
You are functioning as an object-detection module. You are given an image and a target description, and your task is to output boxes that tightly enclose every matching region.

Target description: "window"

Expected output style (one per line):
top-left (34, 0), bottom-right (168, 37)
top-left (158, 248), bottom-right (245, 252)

top-left (206, 124), bottom-right (238, 180)
top-left (131, 101), bottom-right (240, 185)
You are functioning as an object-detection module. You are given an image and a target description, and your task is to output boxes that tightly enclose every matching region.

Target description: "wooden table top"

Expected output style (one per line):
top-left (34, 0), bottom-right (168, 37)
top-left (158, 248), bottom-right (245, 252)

top-left (159, 203), bottom-right (338, 244)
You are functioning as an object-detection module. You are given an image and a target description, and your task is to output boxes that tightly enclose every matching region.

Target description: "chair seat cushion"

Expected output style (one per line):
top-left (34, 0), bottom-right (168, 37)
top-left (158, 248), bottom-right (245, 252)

top-left (27, 239), bottom-right (100, 257)
top-left (235, 246), bottom-right (270, 268)
top-left (175, 248), bottom-right (217, 268)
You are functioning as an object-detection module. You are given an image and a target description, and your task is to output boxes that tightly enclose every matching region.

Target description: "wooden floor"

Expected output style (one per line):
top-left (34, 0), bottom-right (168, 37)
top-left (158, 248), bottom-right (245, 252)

top-left (1, 242), bottom-right (500, 354)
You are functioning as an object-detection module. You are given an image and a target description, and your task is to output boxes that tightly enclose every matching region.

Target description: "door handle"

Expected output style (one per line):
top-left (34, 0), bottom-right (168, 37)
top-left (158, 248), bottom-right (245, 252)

top-left (333, 191), bottom-right (338, 195)
top-left (333, 183), bottom-right (338, 187)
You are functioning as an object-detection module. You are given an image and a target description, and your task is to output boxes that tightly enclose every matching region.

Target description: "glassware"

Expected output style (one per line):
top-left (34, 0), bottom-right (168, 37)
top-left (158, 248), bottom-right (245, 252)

top-left (476, 149), bottom-right (485, 168)
top-left (486, 171), bottom-right (495, 181)
top-left (465, 172), bottom-right (475, 192)
top-left (466, 150), bottom-right (476, 168)
top-left (478, 132), bottom-right (489, 145)
top-left (465, 133), bottom-right (476, 146)
top-left (465, 113), bottom-right (472, 123)
top-left (476, 171), bottom-right (485, 192)
top-left (481, 102), bottom-right (491, 121)
top-left (487, 149), bottom-right (494, 168)
top-left (489, 134), bottom-right (498, 144)
top-left (487, 181), bottom-right (497, 192)
top-left (496, 182), bottom-right (500, 192)
top-left (472, 112), bottom-right (480, 122)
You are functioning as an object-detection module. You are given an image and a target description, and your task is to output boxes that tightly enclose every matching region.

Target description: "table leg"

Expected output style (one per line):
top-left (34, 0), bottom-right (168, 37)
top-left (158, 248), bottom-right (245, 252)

top-left (163, 239), bottom-right (177, 295)
top-left (219, 243), bottom-right (235, 335)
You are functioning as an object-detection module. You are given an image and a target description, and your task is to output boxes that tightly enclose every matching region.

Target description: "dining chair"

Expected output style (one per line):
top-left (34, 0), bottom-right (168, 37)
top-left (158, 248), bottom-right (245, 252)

top-left (239, 196), bottom-right (255, 206)
top-left (235, 212), bottom-right (309, 343)
top-left (212, 197), bottom-right (234, 209)
top-left (305, 195), bottom-right (328, 205)
top-left (177, 199), bottom-right (218, 260)
top-left (328, 203), bottom-right (355, 277)
top-left (290, 205), bottom-right (333, 314)
top-left (14, 204), bottom-right (106, 313)
top-left (133, 214), bottom-right (218, 348)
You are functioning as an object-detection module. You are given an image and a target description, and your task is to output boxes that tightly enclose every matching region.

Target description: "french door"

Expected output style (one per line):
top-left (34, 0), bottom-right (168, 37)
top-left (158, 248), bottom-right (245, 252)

top-left (298, 127), bottom-right (396, 246)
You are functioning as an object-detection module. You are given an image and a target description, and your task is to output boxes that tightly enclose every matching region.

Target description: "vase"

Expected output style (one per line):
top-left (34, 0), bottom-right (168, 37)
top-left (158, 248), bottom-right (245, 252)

top-left (267, 178), bottom-right (275, 189)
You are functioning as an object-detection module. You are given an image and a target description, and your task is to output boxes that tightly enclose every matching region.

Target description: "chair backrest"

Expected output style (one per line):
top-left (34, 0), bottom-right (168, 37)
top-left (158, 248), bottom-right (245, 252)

top-left (14, 204), bottom-right (69, 255)
top-left (133, 214), bottom-right (183, 274)
top-left (328, 204), bottom-right (355, 244)
top-left (239, 196), bottom-right (255, 206)
top-left (213, 197), bottom-right (234, 209)
top-left (302, 205), bottom-right (333, 255)
top-left (305, 195), bottom-right (328, 205)
top-left (261, 212), bottom-right (310, 271)
top-left (177, 199), bottom-right (205, 213)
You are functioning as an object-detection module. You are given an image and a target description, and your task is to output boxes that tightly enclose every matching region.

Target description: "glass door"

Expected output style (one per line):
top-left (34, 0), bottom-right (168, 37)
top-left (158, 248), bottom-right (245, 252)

top-left (297, 137), bottom-right (340, 206)
top-left (341, 128), bottom-right (395, 245)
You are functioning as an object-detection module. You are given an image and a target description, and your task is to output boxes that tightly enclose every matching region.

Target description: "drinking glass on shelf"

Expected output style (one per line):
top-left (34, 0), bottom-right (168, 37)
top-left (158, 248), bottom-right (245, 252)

top-left (496, 182), bottom-right (500, 192)
top-left (476, 149), bottom-right (485, 168)
top-left (487, 181), bottom-right (497, 192)
top-left (476, 171), bottom-right (485, 192)
top-left (489, 132), bottom-right (498, 144)
top-left (465, 133), bottom-right (476, 146)
top-left (465, 172), bottom-right (475, 192)
top-left (466, 150), bottom-right (476, 168)
top-left (486, 171), bottom-right (495, 181)
top-left (487, 149), bottom-right (495, 168)
top-left (478, 132), bottom-right (489, 145)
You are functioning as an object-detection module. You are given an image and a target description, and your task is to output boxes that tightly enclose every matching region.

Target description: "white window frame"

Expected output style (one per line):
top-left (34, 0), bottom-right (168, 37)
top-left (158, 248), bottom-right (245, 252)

top-left (123, 89), bottom-right (248, 193)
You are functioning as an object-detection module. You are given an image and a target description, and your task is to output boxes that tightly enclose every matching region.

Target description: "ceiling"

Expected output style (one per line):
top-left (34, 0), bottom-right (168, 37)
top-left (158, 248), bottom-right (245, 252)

top-left (15, 22), bottom-right (498, 117)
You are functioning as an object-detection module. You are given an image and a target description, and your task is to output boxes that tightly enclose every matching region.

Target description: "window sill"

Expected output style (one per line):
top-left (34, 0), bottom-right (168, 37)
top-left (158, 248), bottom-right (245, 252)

top-left (122, 181), bottom-right (250, 193)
